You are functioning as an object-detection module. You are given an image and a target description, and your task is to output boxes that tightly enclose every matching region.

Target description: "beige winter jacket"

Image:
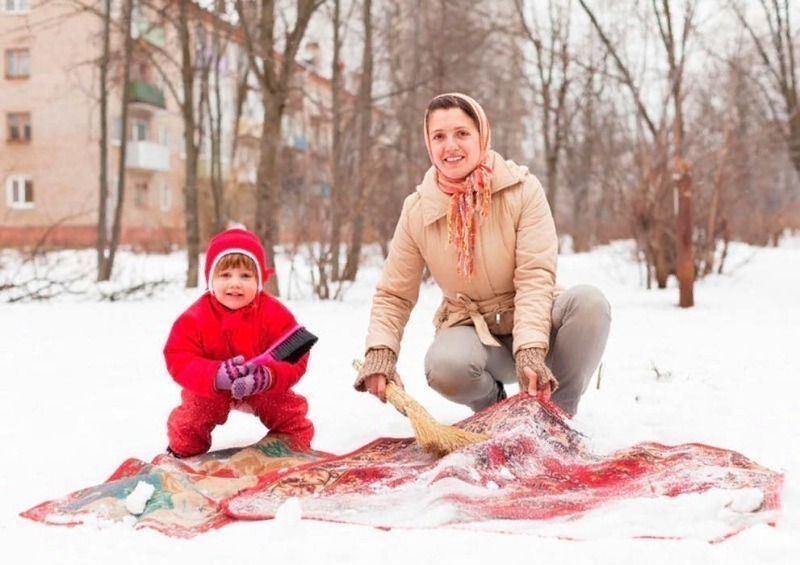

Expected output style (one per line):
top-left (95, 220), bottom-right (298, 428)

top-left (365, 150), bottom-right (558, 357)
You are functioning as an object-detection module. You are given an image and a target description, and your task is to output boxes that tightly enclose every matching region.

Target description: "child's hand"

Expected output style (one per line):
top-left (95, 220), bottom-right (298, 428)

top-left (231, 365), bottom-right (272, 399)
top-left (214, 355), bottom-right (249, 391)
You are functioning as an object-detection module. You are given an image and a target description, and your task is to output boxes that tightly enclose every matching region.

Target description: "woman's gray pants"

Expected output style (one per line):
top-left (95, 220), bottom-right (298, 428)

top-left (424, 285), bottom-right (611, 415)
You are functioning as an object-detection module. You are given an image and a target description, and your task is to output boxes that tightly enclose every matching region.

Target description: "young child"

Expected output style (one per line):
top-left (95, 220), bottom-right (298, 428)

top-left (163, 227), bottom-right (314, 457)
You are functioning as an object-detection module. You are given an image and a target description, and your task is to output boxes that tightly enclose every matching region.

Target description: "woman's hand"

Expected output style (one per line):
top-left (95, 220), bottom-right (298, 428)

top-left (515, 347), bottom-right (558, 400)
top-left (522, 366), bottom-right (552, 400)
top-left (354, 347), bottom-right (399, 400)
top-left (364, 372), bottom-right (405, 403)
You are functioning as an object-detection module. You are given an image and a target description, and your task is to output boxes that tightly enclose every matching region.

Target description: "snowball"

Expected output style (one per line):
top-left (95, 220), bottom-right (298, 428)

top-left (124, 481), bottom-right (156, 516)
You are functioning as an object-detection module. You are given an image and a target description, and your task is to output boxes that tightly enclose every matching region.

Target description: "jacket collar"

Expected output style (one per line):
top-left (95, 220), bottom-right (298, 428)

top-left (418, 151), bottom-right (526, 226)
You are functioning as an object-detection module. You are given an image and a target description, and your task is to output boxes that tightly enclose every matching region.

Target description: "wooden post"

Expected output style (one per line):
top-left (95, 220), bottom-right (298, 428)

top-left (675, 160), bottom-right (694, 308)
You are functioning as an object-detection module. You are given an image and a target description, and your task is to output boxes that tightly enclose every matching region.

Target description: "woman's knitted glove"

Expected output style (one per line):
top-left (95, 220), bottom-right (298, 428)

top-left (231, 365), bottom-right (272, 399)
top-left (515, 347), bottom-right (558, 393)
top-left (353, 347), bottom-right (397, 391)
top-left (214, 355), bottom-right (249, 391)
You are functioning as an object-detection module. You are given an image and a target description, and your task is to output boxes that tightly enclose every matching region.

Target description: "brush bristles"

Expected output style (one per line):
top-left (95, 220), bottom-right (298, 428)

top-left (270, 327), bottom-right (318, 363)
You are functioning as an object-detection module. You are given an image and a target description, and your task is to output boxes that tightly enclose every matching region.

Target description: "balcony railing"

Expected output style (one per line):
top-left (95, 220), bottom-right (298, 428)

top-left (126, 141), bottom-right (170, 171)
top-left (127, 80), bottom-right (165, 109)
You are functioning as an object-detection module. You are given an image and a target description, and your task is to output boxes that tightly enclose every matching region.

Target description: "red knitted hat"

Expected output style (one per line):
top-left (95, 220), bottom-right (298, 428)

top-left (204, 228), bottom-right (271, 291)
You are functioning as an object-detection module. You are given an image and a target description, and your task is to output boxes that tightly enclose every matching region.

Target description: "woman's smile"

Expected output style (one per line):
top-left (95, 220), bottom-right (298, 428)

top-left (427, 108), bottom-right (481, 181)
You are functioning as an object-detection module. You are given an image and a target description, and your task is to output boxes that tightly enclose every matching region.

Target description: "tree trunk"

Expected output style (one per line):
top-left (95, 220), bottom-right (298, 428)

top-left (235, 0), bottom-right (323, 297)
top-left (327, 0), bottom-right (344, 287)
top-left (675, 166), bottom-right (694, 307)
top-left (210, 24), bottom-right (225, 233)
top-left (179, 0), bottom-right (200, 288)
top-left (255, 98), bottom-right (282, 296)
top-left (100, 0), bottom-right (134, 282)
top-left (96, 0), bottom-right (111, 281)
top-left (342, 0), bottom-right (373, 282)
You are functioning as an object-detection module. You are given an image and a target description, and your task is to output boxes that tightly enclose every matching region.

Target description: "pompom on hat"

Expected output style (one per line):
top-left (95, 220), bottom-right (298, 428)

top-left (204, 227), bottom-right (272, 291)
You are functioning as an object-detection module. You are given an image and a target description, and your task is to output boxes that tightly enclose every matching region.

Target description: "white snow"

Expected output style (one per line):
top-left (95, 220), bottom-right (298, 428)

top-left (1, 237), bottom-right (798, 564)
top-left (125, 481), bottom-right (156, 516)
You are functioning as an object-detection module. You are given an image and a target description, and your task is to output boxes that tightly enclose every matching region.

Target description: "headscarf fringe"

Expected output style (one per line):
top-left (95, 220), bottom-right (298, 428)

top-left (443, 161), bottom-right (492, 277)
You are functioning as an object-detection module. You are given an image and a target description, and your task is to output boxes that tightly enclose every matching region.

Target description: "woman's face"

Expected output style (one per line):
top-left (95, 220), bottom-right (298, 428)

top-left (427, 107), bottom-right (481, 181)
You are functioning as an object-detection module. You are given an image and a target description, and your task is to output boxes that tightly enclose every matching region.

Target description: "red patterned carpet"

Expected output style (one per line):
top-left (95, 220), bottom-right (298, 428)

top-left (22, 395), bottom-right (782, 540)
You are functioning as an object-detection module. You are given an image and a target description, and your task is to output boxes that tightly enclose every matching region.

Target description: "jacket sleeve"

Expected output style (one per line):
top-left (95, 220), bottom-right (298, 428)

top-left (265, 352), bottom-right (309, 395)
top-left (512, 174), bottom-right (558, 353)
top-left (365, 195), bottom-right (426, 356)
top-left (163, 313), bottom-right (222, 399)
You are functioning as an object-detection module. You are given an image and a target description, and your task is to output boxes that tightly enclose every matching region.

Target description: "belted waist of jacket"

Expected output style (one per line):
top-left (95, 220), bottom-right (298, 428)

top-left (433, 292), bottom-right (516, 347)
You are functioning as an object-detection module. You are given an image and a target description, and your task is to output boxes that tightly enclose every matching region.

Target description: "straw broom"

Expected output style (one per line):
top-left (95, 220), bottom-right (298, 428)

top-left (353, 360), bottom-right (490, 458)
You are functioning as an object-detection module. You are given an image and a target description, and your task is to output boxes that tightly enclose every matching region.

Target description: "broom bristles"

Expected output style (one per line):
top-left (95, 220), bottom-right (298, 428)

top-left (353, 359), bottom-right (489, 457)
top-left (385, 382), bottom-right (490, 458)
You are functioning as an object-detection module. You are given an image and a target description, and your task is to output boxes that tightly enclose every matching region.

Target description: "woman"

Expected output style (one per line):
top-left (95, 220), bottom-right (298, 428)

top-left (354, 93), bottom-right (610, 416)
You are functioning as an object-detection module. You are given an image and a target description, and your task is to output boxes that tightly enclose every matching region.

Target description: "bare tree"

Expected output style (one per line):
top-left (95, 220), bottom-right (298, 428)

top-left (656, 0), bottom-right (695, 307)
top-left (341, 0), bottom-right (374, 281)
top-left (98, 0), bottom-right (135, 282)
top-left (578, 0), bottom-right (696, 306)
top-left (561, 49), bottom-right (623, 252)
top-left (729, 0), bottom-right (800, 177)
top-left (234, 0), bottom-right (325, 296)
top-left (313, 0), bottom-right (358, 298)
top-left (127, 1), bottom-right (237, 287)
top-left (176, 0), bottom-right (202, 288)
top-left (514, 0), bottom-right (575, 217)
top-left (327, 0), bottom-right (348, 285)
top-left (203, 6), bottom-right (228, 235)
top-left (96, 0), bottom-right (112, 280)
top-left (693, 61), bottom-right (740, 277)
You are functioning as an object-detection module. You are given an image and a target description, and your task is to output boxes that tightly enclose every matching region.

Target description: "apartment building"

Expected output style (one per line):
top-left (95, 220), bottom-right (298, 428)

top-left (1, 1), bottom-right (337, 250)
top-left (0, 0), bottom-right (190, 250)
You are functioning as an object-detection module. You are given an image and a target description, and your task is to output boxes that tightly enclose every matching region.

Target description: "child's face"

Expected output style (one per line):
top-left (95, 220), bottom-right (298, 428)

top-left (212, 265), bottom-right (258, 310)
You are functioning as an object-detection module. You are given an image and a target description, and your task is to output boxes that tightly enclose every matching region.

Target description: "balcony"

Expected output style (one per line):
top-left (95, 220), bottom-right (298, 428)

top-left (126, 141), bottom-right (170, 171)
top-left (127, 80), bottom-right (165, 109)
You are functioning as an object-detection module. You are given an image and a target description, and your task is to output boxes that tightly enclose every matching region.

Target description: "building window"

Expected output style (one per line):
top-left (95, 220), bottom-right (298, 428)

top-left (4, 48), bottom-right (30, 78)
top-left (2, 0), bottom-right (30, 14)
top-left (134, 181), bottom-right (148, 208)
top-left (5, 175), bottom-right (33, 209)
top-left (159, 181), bottom-right (171, 211)
top-left (7, 112), bottom-right (31, 141)
top-left (131, 118), bottom-right (149, 142)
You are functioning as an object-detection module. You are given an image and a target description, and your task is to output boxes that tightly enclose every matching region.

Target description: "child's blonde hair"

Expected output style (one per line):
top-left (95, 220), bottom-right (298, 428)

top-left (214, 253), bottom-right (257, 276)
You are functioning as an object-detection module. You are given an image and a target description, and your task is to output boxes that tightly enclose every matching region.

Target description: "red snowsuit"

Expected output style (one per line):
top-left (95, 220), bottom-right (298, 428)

top-left (164, 292), bottom-right (314, 456)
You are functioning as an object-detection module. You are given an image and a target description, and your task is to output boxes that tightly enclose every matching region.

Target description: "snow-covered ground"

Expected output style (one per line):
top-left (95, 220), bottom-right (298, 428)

top-left (1, 237), bottom-right (797, 564)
